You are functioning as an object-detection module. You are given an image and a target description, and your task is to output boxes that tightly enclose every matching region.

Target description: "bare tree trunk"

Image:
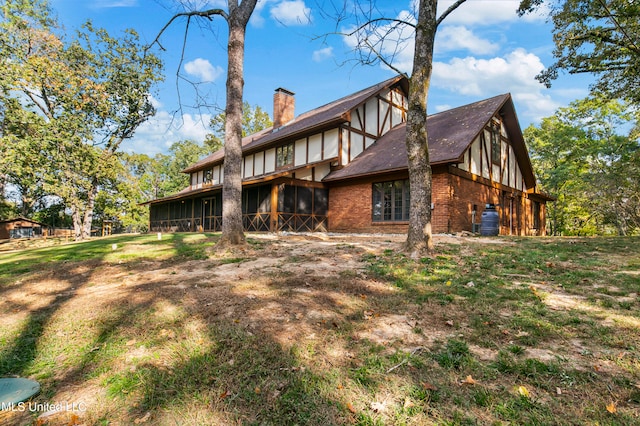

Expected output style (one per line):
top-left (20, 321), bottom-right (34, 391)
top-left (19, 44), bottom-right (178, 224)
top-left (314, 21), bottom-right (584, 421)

top-left (403, 0), bottom-right (437, 256)
top-left (81, 182), bottom-right (98, 240)
top-left (72, 207), bottom-right (83, 241)
top-left (0, 174), bottom-right (5, 198)
top-left (220, 20), bottom-right (246, 245)
top-left (20, 193), bottom-right (32, 217)
top-left (219, 1), bottom-right (257, 246)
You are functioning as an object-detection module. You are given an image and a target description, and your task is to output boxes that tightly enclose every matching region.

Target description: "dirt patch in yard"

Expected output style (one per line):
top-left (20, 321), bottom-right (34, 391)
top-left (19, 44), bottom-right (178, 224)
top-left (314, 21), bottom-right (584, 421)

top-left (1, 233), bottom-right (639, 425)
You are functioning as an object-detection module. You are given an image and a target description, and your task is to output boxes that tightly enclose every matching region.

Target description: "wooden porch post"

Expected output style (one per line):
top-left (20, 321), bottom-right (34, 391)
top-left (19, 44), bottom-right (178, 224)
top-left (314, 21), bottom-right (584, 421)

top-left (270, 184), bottom-right (279, 232)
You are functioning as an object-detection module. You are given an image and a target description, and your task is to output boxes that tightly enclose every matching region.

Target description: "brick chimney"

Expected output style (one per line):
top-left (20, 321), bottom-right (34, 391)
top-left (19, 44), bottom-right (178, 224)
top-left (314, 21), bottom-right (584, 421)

top-left (273, 87), bottom-right (295, 128)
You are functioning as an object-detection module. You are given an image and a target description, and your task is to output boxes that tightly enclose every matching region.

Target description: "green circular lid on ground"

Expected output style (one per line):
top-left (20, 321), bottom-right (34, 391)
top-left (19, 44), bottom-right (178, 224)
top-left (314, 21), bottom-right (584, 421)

top-left (0, 378), bottom-right (40, 408)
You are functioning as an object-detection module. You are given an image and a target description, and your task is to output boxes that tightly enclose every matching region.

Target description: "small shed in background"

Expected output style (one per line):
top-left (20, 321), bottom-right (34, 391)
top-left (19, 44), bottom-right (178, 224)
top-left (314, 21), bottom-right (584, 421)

top-left (0, 217), bottom-right (48, 240)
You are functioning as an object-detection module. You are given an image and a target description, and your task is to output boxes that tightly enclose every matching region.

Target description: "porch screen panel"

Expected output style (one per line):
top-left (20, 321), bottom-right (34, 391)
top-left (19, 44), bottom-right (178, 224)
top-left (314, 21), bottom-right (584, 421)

top-left (242, 186), bottom-right (270, 213)
top-left (243, 187), bottom-right (257, 213)
top-left (193, 199), bottom-right (202, 218)
top-left (276, 185), bottom-right (328, 232)
top-left (243, 185), bottom-right (270, 231)
top-left (314, 188), bottom-right (328, 215)
top-left (278, 185), bottom-right (296, 213)
top-left (213, 194), bottom-right (222, 216)
top-left (154, 203), bottom-right (169, 221)
top-left (297, 187), bottom-right (313, 215)
top-left (203, 194), bottom-right (222, 231)
top-left (170, 202), bottom-right (184, 219)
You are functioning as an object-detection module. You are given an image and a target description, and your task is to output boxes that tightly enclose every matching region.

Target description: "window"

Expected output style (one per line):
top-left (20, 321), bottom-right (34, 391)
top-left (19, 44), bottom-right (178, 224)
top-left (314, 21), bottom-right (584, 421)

top-left (372, 179), bottom-right (410, 222)
top-left (490, 121), bottom-right (501, 165)
top-left (532, 201), bottom-right (541, 229)
top-left (276, 143), bottom-right (294, 168)
top-left (204, 169), bottom-right (213, 184)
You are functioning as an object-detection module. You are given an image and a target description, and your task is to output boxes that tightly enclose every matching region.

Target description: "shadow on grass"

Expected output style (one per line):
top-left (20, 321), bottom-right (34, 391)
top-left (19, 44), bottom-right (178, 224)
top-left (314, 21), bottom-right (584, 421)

top-left (110, 322), bottom-right (348, 425)
top-left (4, 234), bottom-right (638, 424)
top-left (0, 234), bottom-right (214, 396)
top-left (0, 234), bottom-right (374, 424)
top-left (0, 291), bottom-right (79, 378)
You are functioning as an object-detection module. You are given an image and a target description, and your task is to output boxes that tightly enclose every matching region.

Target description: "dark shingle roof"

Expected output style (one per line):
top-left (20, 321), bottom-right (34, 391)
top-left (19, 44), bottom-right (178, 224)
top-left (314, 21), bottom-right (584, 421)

top-left (323, 93), bottom-right (535, 189)
top-left (0, 216), bottom-right (48, 226)
top-left (183, 76), bottom-right (408, 173)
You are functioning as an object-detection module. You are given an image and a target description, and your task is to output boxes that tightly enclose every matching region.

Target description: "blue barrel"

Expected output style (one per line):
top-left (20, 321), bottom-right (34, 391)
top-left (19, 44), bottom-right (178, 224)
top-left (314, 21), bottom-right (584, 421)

top-left (480, 204), bottom-right (499, 236)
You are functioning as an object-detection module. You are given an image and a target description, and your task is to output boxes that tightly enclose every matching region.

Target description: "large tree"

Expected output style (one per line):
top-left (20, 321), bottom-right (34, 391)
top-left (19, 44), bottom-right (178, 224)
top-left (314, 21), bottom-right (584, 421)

top-left (518, 0), bottom-right (640, 105)
top-left (0, 98), bottom-right (49, 216)
top-left (152, 0), bottom-right (258, 246)
top-left (338, 0), bottom-right (466, 254)
top-left (524, 96), bottom-right (640, 235)
top-left (1, 1), bottom-right (162, 239)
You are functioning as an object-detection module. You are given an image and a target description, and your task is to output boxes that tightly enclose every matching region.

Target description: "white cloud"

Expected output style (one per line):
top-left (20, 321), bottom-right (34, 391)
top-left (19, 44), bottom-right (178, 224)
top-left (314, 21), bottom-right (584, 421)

top-left (433, 48), bottom-right (545, 96)
top-left (437, 0), bottom-right (545, 25)
top-left (312, 46), bottom-right (334, 62)
top-left (183, 58), bottom-right (224, 83)
top-left (435, 26), bottom-right (499, 55)
top-left (511, 91), bottom-right (559, 124)
top-left (124, 110), bottom-right (212, 156)
top-left (250, 0), bottom-right (269, 27)
top-left (432, 48), bottom-right (559, 121)
top-left (434, 104), bottom-right (452, 113)
top-left (342, 9), bottom-right (416, 74)
top-left (148, 94), bottom-right (163, 109)
top-left (270, 0), bottom-right (312, 26)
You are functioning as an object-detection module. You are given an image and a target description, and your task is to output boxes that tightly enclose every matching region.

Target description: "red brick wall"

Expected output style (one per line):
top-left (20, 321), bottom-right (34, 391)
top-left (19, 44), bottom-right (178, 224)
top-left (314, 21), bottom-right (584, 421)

top-left (449, 174), bottom-right (501, 233)
top-left (328, 171), bottom-right (452, 234)
top-left (328, 181), bottom-right (407, 233)
top-left (327, 170), bottom-right (545, 235)
top-left (431, 172), bottom-right (450, 233)
top-left (449, 172), bottom-right (545, 236)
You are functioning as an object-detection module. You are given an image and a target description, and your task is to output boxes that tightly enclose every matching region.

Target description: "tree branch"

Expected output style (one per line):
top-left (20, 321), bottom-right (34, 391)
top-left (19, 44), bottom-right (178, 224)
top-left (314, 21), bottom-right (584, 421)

top-left (362, 38), bottom-right (409, 78)
top-left (437, 0), bottom-right (467, 28)
top-left (147, 8), bottom-right (228, 52)
top-left (346, 17), bottom-right (416, 35)
top-left (595, 0), bottom-right (640, 56)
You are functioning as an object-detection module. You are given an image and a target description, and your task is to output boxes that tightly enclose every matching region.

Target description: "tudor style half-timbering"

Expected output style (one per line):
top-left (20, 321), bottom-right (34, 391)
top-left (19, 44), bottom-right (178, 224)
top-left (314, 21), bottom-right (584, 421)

top-left (324, 93), bottom-right (552, 235)
top-left (148, 76), bottom-right (409, 233)
top-left (147, 76), bottom-right (550, 235)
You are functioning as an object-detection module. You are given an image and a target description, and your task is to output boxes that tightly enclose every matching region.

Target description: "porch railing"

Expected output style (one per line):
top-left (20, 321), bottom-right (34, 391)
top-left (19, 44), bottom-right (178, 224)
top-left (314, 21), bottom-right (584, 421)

top-left (277, 213), bottom-right (328, 232)
top-left (151, 213), bottom-right (328, 233)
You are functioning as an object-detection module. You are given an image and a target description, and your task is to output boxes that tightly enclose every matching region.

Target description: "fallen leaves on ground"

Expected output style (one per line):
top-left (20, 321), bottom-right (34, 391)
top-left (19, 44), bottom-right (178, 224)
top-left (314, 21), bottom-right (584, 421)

top-left (461, 375), bottom-right (477, 385)
top-left (134, 412), bottom-right (151, 424)
top-left (518, 385), bottom-right (530, 398)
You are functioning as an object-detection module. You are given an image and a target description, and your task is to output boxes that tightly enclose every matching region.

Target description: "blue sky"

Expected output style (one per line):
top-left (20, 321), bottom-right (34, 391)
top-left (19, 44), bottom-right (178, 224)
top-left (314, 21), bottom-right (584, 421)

top-left (49, 0), bottom-right (595, 156)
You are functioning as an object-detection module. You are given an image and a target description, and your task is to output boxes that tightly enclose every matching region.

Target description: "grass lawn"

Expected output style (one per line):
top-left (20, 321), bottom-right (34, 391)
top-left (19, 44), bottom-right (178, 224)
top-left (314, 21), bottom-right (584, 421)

top-left (0, 233), bottom-right (639, 425)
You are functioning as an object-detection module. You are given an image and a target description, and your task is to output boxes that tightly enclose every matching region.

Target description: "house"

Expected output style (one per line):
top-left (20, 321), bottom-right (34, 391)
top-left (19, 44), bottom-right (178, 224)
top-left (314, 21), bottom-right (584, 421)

top-left (0, 217), bottom-right (48, 240)
top-left (147, 75), bottom-right (550, 236)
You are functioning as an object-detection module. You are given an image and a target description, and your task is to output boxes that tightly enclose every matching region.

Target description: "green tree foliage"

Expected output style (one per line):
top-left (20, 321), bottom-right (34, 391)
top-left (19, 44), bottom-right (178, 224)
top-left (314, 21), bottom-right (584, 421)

top-left (155, 140), bottom-right (210, 196)
top-left (518, 0), bottom-right (640, 105)
top-left (94, 156), bottom-right (149, 234)
top-left (0, 0), bottom-right (163, 239)
top-left (0, 98), bottom-right (50, 216)
top-left (92, 140), bottom-right (209, 233)
top-left (204, 101), bottom-right (272, 153)
top-left (524, 97), bottom-right (640, 235)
